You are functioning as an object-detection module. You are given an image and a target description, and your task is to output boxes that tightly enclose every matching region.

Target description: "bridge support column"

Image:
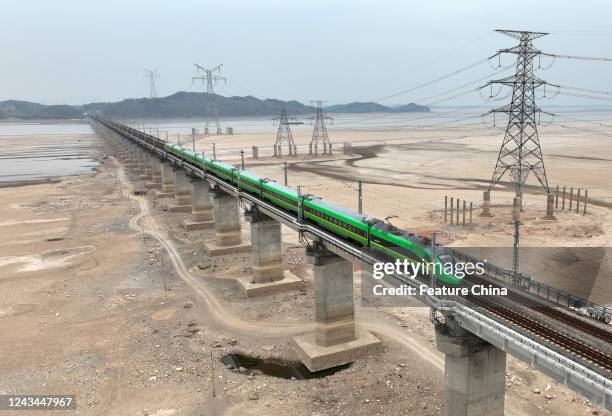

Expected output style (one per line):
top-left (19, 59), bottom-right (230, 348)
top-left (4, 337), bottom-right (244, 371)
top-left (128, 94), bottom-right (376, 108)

top-left (203, 190), bottom-right (250, 256)
top-left (292, 242), bottom-right (381, 372)
top-left (155, 162), bottom-right (175, 198)
top-left (168, 169), bottom-right (192, 212)
top-left (183, 178), bottom-right (214, 231)
top-left (436, 317), bottom-right (506, 416)
top-left (140, 153), bottom-right (153, 181)
top-left (146, 158), bottom-right (163, 190)
top-left (121, 147), bottom-right (136, 168)
top-left (125, 144), bottom-right (138, 170)
top-left (134, 149), bottom-right (146, 175)
top-left (237, 207), bottom-right (301, 296)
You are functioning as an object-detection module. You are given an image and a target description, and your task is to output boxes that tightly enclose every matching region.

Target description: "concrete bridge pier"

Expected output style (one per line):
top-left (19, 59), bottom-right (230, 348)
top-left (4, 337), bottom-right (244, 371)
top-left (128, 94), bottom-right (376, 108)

top-left (436, 315), bottom-right (506, 416)
top-left (155, 162), bottom-right (175, 198)
top-left (123, 143), bottom-right (138, 169)
top-left (203, 189), bottom-right (250, 256)
top-left (292, 242), bottom-right (381, 372)
top-left (118, 144), bottom-right (131, 164)
top-left (118, 143), bottom-right (134, 167)
top-left (183, 178), bottom-right (214, 231)
top-left (146, 158), bottom-right (163, 190)
top-left (168, 168), bottom-right (192, 212)
top-left (140, 153), bottom-right (154, 181)
top-left (134, 148), bottom-right (147, 176)
top-left (238, 207), bottom-right (301, 296)
top-left (112, 136), bottom-right (128, 160)
top-left (126, 145), bottom-right (141, 173)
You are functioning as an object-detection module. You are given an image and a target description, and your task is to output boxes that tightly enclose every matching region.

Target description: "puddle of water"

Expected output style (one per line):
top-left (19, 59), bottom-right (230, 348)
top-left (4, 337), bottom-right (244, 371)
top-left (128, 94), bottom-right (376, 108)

top-left (221, 353), bottom-right (349, 380)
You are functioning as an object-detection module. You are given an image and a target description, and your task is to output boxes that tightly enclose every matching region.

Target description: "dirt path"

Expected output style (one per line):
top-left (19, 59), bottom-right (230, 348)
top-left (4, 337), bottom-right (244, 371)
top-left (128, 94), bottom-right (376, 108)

top-left (115, 159), bottom-right (315, 337)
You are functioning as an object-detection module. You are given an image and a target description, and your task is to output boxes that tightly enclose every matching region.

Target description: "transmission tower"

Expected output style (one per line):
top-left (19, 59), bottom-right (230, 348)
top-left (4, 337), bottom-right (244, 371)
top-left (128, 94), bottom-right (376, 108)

top-left (193, 63), bottom-right (226, 134)
top-left (310, 100), bottom-right (332, 155)
top-left (273, 102), bottom-right (302, 157)
top-left (483, 30), bottom-right (552, 197)
top-left (143, 69), bottom-right (159, 98)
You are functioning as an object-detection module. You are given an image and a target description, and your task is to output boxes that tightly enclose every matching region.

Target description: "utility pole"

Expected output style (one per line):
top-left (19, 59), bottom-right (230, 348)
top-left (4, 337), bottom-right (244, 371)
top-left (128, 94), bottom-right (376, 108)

top-left (309, 100), bottom-right (332, 156)
top-left (273, 101), bottom-right (302, 157)
top-left (143, 69), bottom-right (159, 98)
top-left (483, 30), bottom-right (551, 197)
top-left (429, 233), bottom-right (437, 323)
top-left (240, 150), bottom-right (245, 170)
top-left (193, 63), bottom-right (226, 135)
top-left (512, 196), bottom-right (521, 287)
top-left (297, 185), bottom-right (303, 223)
top-left (358, 180), bottom-right (363, 214)
top-left (212, 142), bottom-right (216, 160)
top-left (283, 161), bottom-right (288, 186)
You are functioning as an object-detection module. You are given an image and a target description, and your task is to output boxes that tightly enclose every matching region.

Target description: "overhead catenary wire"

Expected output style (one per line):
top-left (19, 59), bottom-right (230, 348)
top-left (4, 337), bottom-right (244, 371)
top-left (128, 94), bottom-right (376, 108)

top-left (541, 52), bottom-right (612, 62)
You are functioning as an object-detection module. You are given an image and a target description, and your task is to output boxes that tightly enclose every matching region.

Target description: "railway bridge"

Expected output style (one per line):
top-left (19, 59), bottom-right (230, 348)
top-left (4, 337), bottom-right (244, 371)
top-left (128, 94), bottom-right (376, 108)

top-left (92, 116), bottom-right (612, 416)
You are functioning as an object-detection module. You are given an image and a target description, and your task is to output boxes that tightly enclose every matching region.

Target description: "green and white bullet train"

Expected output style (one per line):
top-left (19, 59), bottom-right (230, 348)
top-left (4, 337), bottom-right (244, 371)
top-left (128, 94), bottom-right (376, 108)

top-left (164, 142), bottom-right (462, 285)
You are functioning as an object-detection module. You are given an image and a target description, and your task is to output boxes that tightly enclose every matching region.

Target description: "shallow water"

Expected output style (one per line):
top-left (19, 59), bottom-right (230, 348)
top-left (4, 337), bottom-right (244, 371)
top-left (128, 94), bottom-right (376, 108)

top-left (0, 123), bottom-right (98, 183)
top-left (0, 122), bottom-right (93, 136)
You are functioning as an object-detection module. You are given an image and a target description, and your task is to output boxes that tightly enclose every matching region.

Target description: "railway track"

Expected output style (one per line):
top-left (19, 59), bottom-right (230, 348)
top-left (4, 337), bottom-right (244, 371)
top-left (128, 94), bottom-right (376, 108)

top-left (465, 292), bottom-right (612, 373)
top-left (466, 275), bottom-right (612, 345)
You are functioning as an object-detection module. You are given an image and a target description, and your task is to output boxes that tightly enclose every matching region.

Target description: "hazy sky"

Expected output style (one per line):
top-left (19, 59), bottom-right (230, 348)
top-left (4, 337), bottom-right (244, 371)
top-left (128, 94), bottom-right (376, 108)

top-left (2, 0), bottom-right (612, 107)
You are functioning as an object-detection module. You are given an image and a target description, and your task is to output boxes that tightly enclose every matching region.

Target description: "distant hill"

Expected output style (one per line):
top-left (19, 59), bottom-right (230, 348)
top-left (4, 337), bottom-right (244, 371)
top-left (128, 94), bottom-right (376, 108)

top-left (81, 92), bottom-right (316, 118)
top-left (325, 101), bottom-right (390, 113)
top-left (0, 93), bottom-right (429, 120)
top-left (0, 100), bottom-right (84, 119)
top-left (392, 102), bottom-right (430, 113)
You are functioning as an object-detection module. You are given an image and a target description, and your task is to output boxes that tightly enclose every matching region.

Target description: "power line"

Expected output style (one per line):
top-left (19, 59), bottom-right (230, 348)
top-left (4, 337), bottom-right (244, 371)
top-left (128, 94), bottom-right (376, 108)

top-left (412, 68), bottom-right (511, 105)
top-left (556, 91), bottom-right (612, 102)
top-left (541, 52), bottom-right (612, 62)
top-left (371, 57), bottom-right (491, 103)
top-left (554, 85), bottom-right (612, 96)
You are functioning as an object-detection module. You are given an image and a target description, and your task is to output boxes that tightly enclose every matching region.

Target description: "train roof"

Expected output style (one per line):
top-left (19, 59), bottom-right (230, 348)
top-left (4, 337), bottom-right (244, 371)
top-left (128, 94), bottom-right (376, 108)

top-left (212, 160), bottom-right (235, 170)
top-left (309, 198), bottom-right (367, 222)
top-left (240, 170), bottom-right (262, 181)
top-left (265, 180), bottom-right (298, 197)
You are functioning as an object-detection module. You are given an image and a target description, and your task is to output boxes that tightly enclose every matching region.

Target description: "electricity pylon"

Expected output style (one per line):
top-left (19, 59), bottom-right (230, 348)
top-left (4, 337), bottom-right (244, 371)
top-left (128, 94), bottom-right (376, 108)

top-left (143, 69), bottom-right (159, 98)
top-left (310, 100), bottom-right (332, 156)
top-left (193, 63), bottom-right (226, 134)
top-left (483, 30), bottom-right (552, 197)
top-left (273, 102), bottom-right (302, 157)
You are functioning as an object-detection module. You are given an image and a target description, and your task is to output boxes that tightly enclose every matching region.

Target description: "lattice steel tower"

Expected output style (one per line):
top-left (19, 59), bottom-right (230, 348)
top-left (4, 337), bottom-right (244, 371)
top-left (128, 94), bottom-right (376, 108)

top-left (193, 63), bottom-right (226, 134)
top-left (310, 100), bottom-right (332, 155)
top-left (273, 102), bottom-right (301, 157)
top-left (143, 69), bottom-right (159, 98)
top-left (485, 30), bottom-right (551, 196)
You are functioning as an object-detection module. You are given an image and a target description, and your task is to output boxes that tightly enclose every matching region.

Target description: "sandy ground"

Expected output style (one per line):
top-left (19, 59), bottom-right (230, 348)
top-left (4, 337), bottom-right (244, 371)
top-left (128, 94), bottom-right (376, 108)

top-left (0, 127), bottom-right (609, 415)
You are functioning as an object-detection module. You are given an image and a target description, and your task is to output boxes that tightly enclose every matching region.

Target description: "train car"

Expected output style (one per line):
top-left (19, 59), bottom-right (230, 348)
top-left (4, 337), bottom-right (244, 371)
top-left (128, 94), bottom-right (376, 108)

top-left (303, 197), bottom-right (368, 245)
top-left (160, 143), bottom-right (462, 285)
